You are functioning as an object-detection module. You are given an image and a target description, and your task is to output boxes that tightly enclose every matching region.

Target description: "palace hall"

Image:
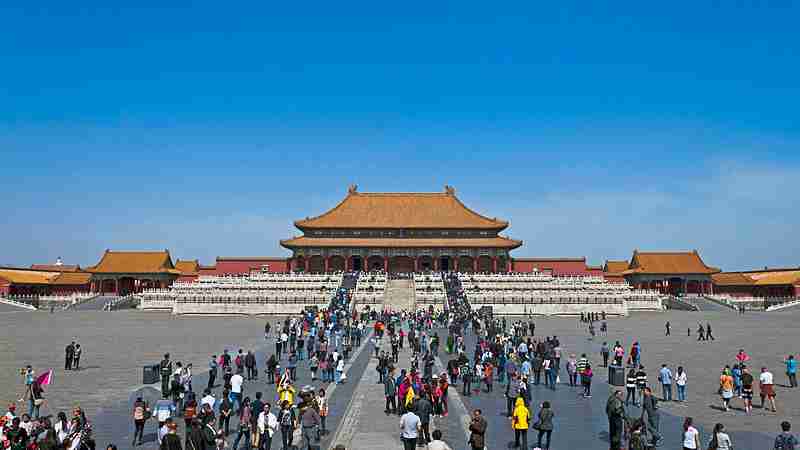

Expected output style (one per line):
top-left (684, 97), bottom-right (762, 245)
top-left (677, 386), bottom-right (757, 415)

top-left (280, 186), bottom-right (521, 273)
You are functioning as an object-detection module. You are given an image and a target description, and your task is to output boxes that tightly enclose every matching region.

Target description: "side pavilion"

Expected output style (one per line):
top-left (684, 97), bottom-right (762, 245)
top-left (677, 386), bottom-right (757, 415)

top-left (621, 250), bottom-right (720, 295)
top-left (86, 250), bottom-right (180, 295)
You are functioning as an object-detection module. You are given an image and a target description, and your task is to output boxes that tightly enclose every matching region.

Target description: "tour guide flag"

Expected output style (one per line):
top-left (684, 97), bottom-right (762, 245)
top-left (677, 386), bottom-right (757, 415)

top-left (405, 385), bottom-right (415, 407)
top-left (35, 369), bottom-right (53, 386)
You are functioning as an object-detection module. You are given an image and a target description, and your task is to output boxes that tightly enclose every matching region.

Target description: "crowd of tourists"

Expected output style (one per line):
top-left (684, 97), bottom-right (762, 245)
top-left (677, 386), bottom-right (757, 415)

top-left (7, 269), bottom-right (800, 450)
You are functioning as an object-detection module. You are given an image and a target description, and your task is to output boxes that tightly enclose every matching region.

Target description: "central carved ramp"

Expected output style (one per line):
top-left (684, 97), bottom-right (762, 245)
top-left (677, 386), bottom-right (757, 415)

top-left (382, 279), bottom-right (416, 312)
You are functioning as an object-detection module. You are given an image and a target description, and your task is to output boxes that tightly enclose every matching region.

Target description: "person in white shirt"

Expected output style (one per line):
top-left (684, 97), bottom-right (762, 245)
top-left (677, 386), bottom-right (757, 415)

top-left (427, 429), bottom-right (453, 450)
top-left (760, 367), bottom-right (777, 412)
top-left (682, 417), bottom-right (700, 450)
top-left (201, 389), bottom-right (216, 412)
top-left (675, 366), bottom-right (688, 402)
top-left (230, 372), bottom-right (244, 413)
top-left (257, 402), bottom-right (279, 450)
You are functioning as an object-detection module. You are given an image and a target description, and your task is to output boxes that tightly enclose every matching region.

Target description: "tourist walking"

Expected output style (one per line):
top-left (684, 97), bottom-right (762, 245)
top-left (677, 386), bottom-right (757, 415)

top-left (682, 417), bottom-right (701, 450)
top-left (317, 388), bottom-right (329, 435)
top-left (676, 366), bottom-right (687, 402)
top-left (299, 400), bottom-right (321, 450)
top-left (399, 406), bottom-right (421, 450)
top-left (534, 401), bottom-right (554, 450)
top-left (741, 366), bottom-right (754, 414)
top-left (511, 397), bottom-right (529, 449)
top-left (231, 397), bottom-right (252, 450)
top-left (658, 364), bottom-right (673, 401)
top-left (278, 400), bottom-right (296, 450)
top-left (468, 409), bottom-right (487, 450)
top-left (785, 355), bottom-right (797, 388)
top-left (708, 423), bottom-right (733, 450)
top-left (417, 393), bottom-right (434, 445)
top-left (625, 368), bottom-right (638, 406)
top-left (132, 396), bottom-right (149, 447)
top-left (719, 367), bottom-right (734, 411)
top-left (257, 402), bottom-right (278, 450)
top-left (641, 387), bottom-right (662, 447)
top-left (582, 364), bottom-right (593, 397)
top-left (760, 366), bottom-right (777, 412)
top-left (606, 390), bottom-right (627, 450)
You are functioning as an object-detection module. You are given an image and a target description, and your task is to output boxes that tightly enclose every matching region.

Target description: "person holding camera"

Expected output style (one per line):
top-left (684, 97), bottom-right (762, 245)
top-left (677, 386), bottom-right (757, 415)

top-left (468, 409), bottom-right (487, 450)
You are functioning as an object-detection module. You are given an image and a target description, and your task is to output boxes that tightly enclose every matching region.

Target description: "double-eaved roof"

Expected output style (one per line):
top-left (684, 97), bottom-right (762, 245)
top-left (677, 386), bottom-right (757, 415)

top-left (281, 236), bottom-right (521, 249)
top-left (294, 186), bottom-right (508, 230)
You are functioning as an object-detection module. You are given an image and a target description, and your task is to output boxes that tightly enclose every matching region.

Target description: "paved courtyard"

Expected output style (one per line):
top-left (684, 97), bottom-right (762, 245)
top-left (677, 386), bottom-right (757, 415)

top-left (451, 307), bottom-right (799, 449)
top-left (4, 305), bottom-right (800, 449)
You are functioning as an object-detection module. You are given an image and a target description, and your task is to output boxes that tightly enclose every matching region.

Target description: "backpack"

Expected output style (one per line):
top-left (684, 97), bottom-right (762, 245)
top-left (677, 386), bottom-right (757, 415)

top-left (280, 409), bottom-right (294, 427)
top-left (776, 434), bottom-right (797, 450)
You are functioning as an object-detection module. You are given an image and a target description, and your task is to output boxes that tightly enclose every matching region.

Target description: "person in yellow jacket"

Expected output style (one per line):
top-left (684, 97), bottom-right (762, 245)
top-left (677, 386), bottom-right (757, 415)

top-left (278, 382), bottom-right (296, 406)
top-left (511, 397), bottom-right (530, 449)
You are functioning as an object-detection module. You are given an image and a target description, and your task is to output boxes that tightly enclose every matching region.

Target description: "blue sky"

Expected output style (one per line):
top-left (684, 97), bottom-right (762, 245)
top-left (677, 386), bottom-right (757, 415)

top-left (1, 2), bottom-right (798, 270)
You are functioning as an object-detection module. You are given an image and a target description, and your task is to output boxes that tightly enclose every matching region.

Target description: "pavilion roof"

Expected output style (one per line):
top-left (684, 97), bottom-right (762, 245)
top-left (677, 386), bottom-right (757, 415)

top-left (51, 272), bottom-right (93, 285)
top-left (622, 250), bottom-right (720, 275)
top-left (603, 260), bottom-right (630, 275)
top-left (0, 268), bottom-right (59, 285)
top-left (86, 250), bottom-right (180, 275)
top-left (294, 186), bottom-right (508, 230)
top-left (175, 259), bottom-right (200, 275)
top-left (280, 236), bottom-right (522, 249)
top-left (713, 269), bottom-right (800, 286)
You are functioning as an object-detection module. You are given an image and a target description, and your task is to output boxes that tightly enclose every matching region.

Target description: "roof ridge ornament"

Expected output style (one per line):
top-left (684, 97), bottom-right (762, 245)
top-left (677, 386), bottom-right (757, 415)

top-left (348, 184), bottom-right (358, 194)
top-left (444, 185), bottom-right (455, 195)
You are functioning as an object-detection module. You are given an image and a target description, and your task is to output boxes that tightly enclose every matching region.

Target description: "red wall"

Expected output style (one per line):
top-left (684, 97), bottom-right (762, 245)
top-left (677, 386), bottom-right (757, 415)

top-left (0, 279), bottom-right (9, 295)
top-left (214, 258), bottom-right (290, 275)
top-left (512, 259), bottom-right (589, 275)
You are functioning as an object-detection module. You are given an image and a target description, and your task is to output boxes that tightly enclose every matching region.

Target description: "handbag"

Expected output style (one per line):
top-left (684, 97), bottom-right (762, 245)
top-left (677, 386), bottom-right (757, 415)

top-left (34, 398), bottom-right (46, 407)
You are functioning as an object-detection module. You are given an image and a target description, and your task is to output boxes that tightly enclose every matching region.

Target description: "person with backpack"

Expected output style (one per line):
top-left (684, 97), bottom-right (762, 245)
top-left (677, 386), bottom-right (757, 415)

top-left (278, 400), bottom-right (296, 450)
top-left (132, 397), bottom-right (149, 447)
top-left (775, 421), bottom-right (798, 450)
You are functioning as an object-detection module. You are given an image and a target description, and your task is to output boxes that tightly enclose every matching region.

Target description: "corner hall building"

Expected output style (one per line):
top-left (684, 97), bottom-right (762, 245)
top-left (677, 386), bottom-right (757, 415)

top-left (281, 186), bottom-right (522, 273)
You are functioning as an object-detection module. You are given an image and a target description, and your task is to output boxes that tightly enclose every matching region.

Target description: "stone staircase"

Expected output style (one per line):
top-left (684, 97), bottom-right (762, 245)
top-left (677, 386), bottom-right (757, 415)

top-left (382, 279), bottom-right (416, 311)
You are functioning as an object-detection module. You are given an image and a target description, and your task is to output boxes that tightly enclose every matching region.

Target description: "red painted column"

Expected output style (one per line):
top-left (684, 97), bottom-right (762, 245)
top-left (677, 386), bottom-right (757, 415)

top-left (383, 257), bottom-right (388, 273)
top-left (454, 258), bottom-right (459, 272)
top-left (473, 258), bottom-right (478, 273)
top-left (414, 257), bottom-right (418, 273)
top-left (492, 257), bottom-right (498, 273)
top-left (324, 257), bottom-right (330, 273)
top-left (304, 259), bottom-right (310, 273)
